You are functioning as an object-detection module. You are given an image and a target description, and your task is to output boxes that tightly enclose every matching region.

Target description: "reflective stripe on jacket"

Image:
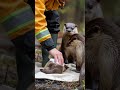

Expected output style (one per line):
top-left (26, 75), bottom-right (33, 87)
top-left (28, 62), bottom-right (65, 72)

top-left (0, 0), bottom-right (34, 39)
top-left (35, 0), bottom-right (62, 43)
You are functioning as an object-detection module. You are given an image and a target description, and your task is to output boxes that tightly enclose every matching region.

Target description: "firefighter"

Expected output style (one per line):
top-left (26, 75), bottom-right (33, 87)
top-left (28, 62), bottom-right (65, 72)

top-left (0, 1), bottom-right (34, 90)
top-left (35, 0), bottom-right (65, 66)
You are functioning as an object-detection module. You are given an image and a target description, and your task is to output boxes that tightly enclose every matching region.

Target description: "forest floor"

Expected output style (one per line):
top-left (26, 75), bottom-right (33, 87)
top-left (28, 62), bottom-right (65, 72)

top-left (35, 62), bottom-right (81, 90)
top-left (35, 79), bottom-right (80, 90)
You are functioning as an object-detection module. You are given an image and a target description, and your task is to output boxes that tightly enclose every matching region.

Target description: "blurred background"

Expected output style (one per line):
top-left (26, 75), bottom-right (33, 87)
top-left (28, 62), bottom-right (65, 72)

top-left (101, 0), bottom-right (120, 26)
top-left (58, 0), bottom-right (85, 34)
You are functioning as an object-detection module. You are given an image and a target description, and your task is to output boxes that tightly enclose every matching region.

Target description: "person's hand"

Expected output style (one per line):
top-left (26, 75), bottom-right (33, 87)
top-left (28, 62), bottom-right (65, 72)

top-left (49, 48), bottom-right (64, 65)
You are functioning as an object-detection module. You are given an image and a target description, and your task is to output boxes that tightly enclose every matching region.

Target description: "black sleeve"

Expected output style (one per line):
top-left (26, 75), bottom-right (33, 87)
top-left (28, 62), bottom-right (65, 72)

top-left (44, 10), bottom-right (60, 33)
top-left (40, 38), bottom-right (55, 51)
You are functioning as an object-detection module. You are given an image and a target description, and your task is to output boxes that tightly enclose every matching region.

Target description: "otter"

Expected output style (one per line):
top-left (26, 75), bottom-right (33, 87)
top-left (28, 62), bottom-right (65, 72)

top-left (86, 18), bottom-right (120, 90)
top-left (60, 23), bottom-right (85, 72)
top-left (40, 59), bottom-right (68, 74)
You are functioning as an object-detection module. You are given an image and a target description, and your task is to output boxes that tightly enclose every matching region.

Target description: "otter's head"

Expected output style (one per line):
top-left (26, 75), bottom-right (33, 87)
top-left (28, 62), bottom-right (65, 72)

top-left (63, 23), bottom-right (78, 34)
top-left (85, 0), bottom-right (103, 23)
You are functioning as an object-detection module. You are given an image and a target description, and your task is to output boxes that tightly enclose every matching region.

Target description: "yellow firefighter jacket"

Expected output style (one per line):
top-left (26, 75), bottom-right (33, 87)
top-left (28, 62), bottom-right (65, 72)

top-left (35, 0), bottom-right (64, 43)
top-left (0, 0), bottom-right (34, 39)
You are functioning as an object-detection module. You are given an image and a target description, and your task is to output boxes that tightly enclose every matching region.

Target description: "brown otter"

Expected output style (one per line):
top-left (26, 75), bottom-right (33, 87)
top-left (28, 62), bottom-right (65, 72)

top-left (60, 23), bottom-right (85, 72)
top-left (40, 59), bottom-right (68, 74)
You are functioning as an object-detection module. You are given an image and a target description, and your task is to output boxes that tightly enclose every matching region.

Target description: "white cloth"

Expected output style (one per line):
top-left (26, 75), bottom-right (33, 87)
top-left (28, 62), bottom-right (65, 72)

top-left (35, 62), bottom-right (79, 82)
top-left (49, 58), bottom-right (64, 66)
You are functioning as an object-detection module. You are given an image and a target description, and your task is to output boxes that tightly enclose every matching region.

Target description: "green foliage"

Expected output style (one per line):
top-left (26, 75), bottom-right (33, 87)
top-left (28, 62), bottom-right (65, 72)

top-left (81, 80), bottom-right (85, 90)
top-left (80, 0), bottom-right (85, 10)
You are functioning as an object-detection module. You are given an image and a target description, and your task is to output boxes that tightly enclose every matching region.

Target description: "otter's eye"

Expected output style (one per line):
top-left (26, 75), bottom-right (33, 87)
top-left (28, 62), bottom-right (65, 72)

top-left (66, 27), bottom-right (68, 29)
top-left (71, 27), bottom-right (75, 30)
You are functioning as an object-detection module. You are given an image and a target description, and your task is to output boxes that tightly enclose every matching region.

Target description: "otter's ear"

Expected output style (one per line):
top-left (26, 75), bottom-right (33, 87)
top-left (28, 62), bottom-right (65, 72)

top-left (64, 23), bottom-right (67, 27)
top-left (64, 65), bottom-right (69, 69)
top-left (96, 0), bottom-right (101, 2)
top-left (75, 25), bottom-right (77, 27)
top-left (40, 69), bottom-right (44, 72)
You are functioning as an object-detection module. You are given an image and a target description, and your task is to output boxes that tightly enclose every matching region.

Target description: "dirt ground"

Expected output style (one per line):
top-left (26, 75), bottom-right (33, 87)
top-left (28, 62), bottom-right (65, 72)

top-left (35, 79), bottom-right (80, 90)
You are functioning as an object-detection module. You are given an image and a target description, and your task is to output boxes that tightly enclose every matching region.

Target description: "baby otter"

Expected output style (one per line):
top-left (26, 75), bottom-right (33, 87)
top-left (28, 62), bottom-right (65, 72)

top-left (40, 59), bottom-right (68, 74)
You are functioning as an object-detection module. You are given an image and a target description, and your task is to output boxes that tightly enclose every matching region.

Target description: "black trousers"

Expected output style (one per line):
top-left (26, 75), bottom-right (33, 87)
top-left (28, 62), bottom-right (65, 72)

top-left (12, 30), bottom-right (35, 90)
